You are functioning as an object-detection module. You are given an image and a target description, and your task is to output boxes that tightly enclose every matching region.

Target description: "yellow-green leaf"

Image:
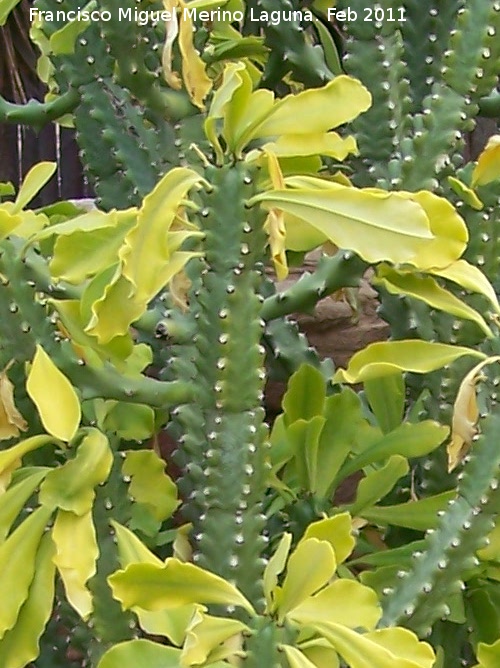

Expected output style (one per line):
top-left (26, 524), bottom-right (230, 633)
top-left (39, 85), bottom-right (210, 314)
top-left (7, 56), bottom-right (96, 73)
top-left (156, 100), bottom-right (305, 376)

top-left (182, 608), bottom-right (247, 666)
top-left (0, 435), bottom-right (56, 492)
top-left (52, 509), bottom-right (98, 619)
top-left (122, 450), bottom-right (179, 522)
top-left (300, 639), bottom-right (340, 668)
top-left (252, 186), bottom-right (433, 265)
top-left (264, 532), bottom-right (292, 612)
top-left (430, 259), bottom-right (500, 314)
top-left (121, 167), bottom-right (201, 302)
top-left (282, 645), bottom-right (318, 668)
top-left (373, 265), bottom-right (492, 337)
top-left (252, 76), bottom-right (371, 140)
top-left (11, 162), bottom-right (56, 214)
top-left (110, 521), bottom-right (196, 643)
top-left (97, 639), bottom-right (182, 668)
top-left (26, 345), bottom-right (81, 441)
top-left (39, 429), bottom-right (112, 514)
top-left (108, 559), bottom-right (255, 615)
top-left (278, 538), bottom-right (336, 622)
top-left (0, 366), bottom-right (27, 440)
top-left (448, 357), bottom-right (500, 472)
top-left (262, 133), bottom-right (358, 160)
top-left (0, 532), bottom-right (56, 668)
top-left (0, 470), bottom-right (48, 542)
top-left (102, 402), bottom-right (155, 440)
top-left (311, 623), bottom-right (435, 668)
top-left (350, 455), bottom-right (409, 514)
top-left (396, 190), bottom-right (468, 270)
top-left (0, 505), bottom-right (53, 637)
top-left (178, 3), bottom-right (212, 109)
top-left (301, 514), bottom-right (355, 566)
top-left (288, 579), bottom-right (381, 631)
top-left (447, 176), bottom-right (483, 210)
top-left (472, 135), bottom-right (500, 187)
top-left (333, 340), bottom-right (485, 384)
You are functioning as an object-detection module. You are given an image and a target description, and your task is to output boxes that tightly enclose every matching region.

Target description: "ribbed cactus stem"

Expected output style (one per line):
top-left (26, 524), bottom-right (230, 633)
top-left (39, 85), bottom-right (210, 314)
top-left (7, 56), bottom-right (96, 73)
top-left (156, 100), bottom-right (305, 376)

top-left (380, 413), bottom-right (500, 635)
top-left (172, 163), bottom-right (270, 611)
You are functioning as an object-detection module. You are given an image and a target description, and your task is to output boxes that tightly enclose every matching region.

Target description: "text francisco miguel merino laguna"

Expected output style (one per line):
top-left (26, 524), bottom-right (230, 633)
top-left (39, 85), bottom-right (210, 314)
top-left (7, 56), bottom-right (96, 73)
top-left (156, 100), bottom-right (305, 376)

top-left (29, 6), bottom-right (370, 26)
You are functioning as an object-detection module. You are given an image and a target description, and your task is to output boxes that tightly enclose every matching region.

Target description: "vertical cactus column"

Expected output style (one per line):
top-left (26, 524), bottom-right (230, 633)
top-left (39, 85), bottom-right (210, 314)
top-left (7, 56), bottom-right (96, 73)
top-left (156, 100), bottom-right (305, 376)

top-left (167, 163), bottom-right (269, 611)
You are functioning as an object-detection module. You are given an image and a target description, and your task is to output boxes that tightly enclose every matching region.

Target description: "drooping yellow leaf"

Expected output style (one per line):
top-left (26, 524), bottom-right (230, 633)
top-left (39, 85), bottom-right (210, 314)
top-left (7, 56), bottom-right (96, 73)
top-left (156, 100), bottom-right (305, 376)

top-left (281, 645), bottom-right (319, 668)
top-left (26, 345), bottom-right (81, 441)
top-left (374, 265), bottom-right (492, 337)
top-left (472, 135), bottom-right (500, 186)
top-left (430, 259), bottom-right (500, 314)
top-left (52, 509), bottom-right (98, 619)
top-left (288, 579), bottom-right (381, 631)
top-left (264, 152), bottom-right (288, 280)
top-left (311, 622), bottom-right (435, 668)
top-left (448, 357), bottom-right (500, 472)
top-left (108, 559), bottom-right (255, 615)
top-left (0, 365), bottom-right (27, 440)
top-left (161, 0), bottom-right (182, 90)
top-left (252, 186), bottom-right (433, 266)
top-left (333, 341), bottom-right (485, 384)
top-left (262, 133), bottom-right (358, 160)
top-left (39, 429), bottom-right (112, 515)
top-left (396, 190), bottom-right (468, 270)
top-left (0, 532), bottom-right (56, 668)
top-left (301, 514), bottom-right (355, 565)
top-left (181, 608), bottom-right (248, 666)
top-left (0, 505), bottom-right (53, 637)
top-left (263, 532), bottom-right (292, 613)
top-left (252, 76), bottom-right (371, 140)
top-left (0, 435), bottom-right (55, 492)
top-left (97, 639), bottom-right (183, 668)
top-left (178, 0), bottom-right (212, 109)
top-left (278, 538), bottom-right (336, 622)
top-left (122, 450), bottom-right (179, 522)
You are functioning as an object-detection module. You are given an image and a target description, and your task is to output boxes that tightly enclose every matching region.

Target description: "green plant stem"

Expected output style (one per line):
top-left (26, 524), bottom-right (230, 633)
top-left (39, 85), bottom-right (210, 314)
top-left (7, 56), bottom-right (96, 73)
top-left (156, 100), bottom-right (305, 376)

top-left (0, 89), bottom-right (79, 128)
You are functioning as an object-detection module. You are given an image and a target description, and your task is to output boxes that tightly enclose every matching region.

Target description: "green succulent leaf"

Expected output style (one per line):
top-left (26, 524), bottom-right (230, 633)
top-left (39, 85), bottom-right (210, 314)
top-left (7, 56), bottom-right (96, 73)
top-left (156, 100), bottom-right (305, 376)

top-left (333, 340), bottom-right (485, 384)
top-left (282, 364), bottom-right (326, 425)
top-left (122, 450), bottom-right (179, 522)
top-left (11, 162), bottom-right (56, 214)
top-left (359, 491), bottom-right (455, 531)
top-left (39, 429), bottom-right (112, 514)
top-left (108, 560), bottom-right (255, 615)
top-left (0, 469), bottom-right (48, 541)
top-left (301, 514), bottom-right (355, 566)
top-left (364, 373), bottom-right (405, 434)
top-left (349, 456), bottom-right (409, 515)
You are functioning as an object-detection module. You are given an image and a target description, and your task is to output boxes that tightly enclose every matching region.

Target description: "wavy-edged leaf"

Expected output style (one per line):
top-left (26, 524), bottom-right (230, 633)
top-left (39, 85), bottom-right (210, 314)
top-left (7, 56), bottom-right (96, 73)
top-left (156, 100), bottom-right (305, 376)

top-left (108, 559), bottom-right (255, 615)
top-left (122, 450), bottom-right (179, 522)
top-left (182, 608), bottom-right (247, 666)
top-left (312, 623), bottom-right (435, 668)
top-left (262, 133), bottom-right (358, 160)
top-left (252, 186), bottom-right (433, 265)
top-left (39, 429), bottom-right (112, 514)
top-left (0, 532), bottom-right (55, 668)
top-left (282, 364), bottom-right (326, 425)
top-left (359, 491), bottom-right (455, 531)
top-left (26, 345), bottom-right (81, 441)
top-left (52, 510), bottom-right (98, 619)
top-left (0, 435), bottom-right (56, 492)
top-left (333, 340), bottom-right (485, 384)
top-left (301, 514), bottom-right (355, 566)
